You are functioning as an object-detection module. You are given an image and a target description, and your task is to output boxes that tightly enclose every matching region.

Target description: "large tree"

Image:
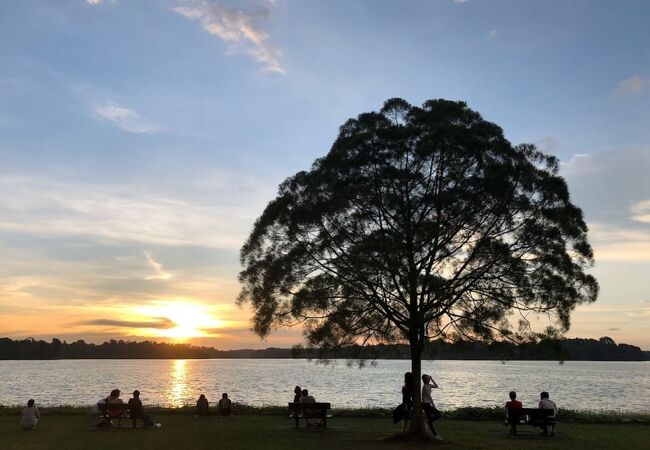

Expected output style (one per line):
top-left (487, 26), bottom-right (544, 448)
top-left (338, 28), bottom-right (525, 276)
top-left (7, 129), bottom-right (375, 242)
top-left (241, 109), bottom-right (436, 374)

top-left (238, 98), bottom-right (598, 436)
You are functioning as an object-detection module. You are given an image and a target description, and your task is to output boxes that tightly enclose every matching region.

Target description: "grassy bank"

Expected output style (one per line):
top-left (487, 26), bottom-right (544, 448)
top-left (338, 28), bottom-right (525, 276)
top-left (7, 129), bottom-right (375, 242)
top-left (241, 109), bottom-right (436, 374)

top-left (1, 413), bottom-right (649, 450)
top-left (2, 404), bottom-right (649, 424)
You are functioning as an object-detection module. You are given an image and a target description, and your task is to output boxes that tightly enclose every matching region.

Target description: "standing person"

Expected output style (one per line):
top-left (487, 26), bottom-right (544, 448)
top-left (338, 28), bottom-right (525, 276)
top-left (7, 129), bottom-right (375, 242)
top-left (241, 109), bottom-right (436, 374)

top-left (289, 386), bottom-right (302, 418)
top-left (20, 399), bottom-right (40, 431)
top-left (537, 391), bottom-right (557, 436)
top-left (218, 393), bottom-right (232, 417)
top-left (127, 390), bottom-right (144, 428)
top-left (421, 374), bottom-right (443, 440)
top-left (400, 372), bottom-right (414, 432)
top-left (196, 394), bottom-right (210, 417)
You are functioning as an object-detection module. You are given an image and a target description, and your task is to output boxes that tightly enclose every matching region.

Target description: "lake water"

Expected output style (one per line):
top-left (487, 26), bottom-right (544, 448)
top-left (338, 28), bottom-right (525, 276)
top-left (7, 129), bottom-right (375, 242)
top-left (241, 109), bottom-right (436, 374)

top-left (0, 359), bottom-right (648, 411)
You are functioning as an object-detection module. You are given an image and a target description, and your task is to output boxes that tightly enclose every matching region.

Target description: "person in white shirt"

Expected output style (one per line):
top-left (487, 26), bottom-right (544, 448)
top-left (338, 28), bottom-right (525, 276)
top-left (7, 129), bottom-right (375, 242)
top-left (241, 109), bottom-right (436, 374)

top-left (20, 399), bottom-right (40, 431)
top-left (300, 389), bottom-right (320, 426)
top-left (537, 391), bottom-right (557, 435)
top-left (421, 374), bottom-right (443, 440)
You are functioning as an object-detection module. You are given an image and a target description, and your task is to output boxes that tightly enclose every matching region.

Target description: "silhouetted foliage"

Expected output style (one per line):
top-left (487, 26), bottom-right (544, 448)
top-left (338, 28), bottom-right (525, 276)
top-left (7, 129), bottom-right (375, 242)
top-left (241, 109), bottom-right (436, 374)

top-left (0, 336), bottom-right (644, 360)
top-left (0, 337), bottom-right (292, 360)
top-left (238, 98), bottom-right (599, 435)
top-left (294, 338), bottom-right (646, 361)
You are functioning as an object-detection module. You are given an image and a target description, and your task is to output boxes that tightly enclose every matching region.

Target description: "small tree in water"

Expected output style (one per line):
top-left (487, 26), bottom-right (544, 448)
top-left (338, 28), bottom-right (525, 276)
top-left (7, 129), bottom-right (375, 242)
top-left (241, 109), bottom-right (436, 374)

top-left (238, 98), bottom-right (598, 438)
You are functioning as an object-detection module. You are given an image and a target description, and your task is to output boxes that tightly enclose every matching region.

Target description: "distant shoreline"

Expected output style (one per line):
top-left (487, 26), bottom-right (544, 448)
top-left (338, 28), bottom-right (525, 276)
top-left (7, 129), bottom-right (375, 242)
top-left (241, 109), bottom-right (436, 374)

top-left (2, 336), bottom-right (648, 361)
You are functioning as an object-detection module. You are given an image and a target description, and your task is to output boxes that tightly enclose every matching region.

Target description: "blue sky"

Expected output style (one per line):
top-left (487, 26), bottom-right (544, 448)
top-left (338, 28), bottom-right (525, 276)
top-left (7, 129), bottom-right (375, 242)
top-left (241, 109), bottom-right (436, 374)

top-left (1, 0), bottom-right (649, 349)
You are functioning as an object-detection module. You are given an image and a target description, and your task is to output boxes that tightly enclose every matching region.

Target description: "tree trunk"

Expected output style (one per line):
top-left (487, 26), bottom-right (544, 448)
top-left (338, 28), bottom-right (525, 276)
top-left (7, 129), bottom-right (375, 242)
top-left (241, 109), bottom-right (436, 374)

top-left (404, 335), bottom-right (434, 440)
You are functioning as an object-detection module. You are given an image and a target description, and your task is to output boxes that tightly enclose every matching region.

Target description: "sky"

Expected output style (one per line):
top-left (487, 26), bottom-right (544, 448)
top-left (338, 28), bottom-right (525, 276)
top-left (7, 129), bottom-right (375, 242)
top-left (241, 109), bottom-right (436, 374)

top-left (1, 0), bottom-right (649, 350)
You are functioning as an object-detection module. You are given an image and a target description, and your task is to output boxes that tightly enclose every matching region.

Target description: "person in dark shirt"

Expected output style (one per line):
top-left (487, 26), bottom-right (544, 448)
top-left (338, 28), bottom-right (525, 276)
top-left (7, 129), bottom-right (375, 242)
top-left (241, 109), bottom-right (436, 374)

top-left (400, 372), bottom-right (414, 432)
top-left (127, 390), bottom-right (144, 429)
top-left (505, 391), bottom-right (523, 434)
top-left (218, 393), bottom-right (232, 417)
top-left (196, 394), bottom-right (209, 417)
top-left (289, 386), bottom-right (302, 418)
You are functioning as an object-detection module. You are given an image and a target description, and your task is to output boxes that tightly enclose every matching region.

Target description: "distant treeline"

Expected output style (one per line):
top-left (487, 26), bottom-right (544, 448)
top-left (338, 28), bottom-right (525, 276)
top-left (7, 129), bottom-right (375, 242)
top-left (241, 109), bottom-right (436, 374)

top-left (0, 338), bottom-right (292, 360)
top-left (296, 337), bottom-right (649, 362)
top-left (0, 336), bottom-right (647, 361)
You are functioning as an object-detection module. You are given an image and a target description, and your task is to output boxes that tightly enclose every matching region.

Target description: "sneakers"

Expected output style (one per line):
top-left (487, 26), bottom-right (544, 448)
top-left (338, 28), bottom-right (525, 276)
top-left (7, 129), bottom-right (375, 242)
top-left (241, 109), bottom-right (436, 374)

top-left (434, 435), bottom-right (444, 441)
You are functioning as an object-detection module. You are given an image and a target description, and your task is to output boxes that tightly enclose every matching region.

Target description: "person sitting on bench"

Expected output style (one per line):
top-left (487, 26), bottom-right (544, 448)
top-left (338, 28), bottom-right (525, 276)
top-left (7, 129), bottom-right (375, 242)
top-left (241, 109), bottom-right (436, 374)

top-left (106, 389), bottom-right (124, 419)
top-left (505, 391), bottom-right (523, 434)
top-left (127, 390), bottom-right (144, 428)
top-left (218, 393), bottom-right (232, 417)
top-left (536, 391), bottom-right (557, 435)
top-left (300, 389), bottom-right (321, 427)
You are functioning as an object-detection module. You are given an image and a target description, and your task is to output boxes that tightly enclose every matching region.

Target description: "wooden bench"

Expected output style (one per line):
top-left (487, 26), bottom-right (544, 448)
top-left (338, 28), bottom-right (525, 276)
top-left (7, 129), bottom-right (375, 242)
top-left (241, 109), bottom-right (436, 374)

top-left (288, 402), bottom-right (332, 428)
top-left (97, 403), bottom-right (131, 428)
top-left (505, 408), bottom-right (558, 435)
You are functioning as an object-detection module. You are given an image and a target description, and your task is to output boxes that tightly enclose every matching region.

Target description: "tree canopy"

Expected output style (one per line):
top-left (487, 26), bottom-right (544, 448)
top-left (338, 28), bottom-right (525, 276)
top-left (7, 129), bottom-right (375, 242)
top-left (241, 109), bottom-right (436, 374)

top-left (239, 98), bottom-right (598, 437)
top-left (239, 98), bottom-right (598, 355)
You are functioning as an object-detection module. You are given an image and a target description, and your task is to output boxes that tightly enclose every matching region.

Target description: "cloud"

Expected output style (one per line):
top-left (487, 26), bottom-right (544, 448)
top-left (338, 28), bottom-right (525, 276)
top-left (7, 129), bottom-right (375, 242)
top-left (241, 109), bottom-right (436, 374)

top-left (144, 251), bottom-right (172, 280)
top-left (86, 0), bottom-right (116, 5)
top-left (93, 99), bottom-right (157, 133)
top-left (609, 75), bottom-right (650, 98)
top-left (630, 200), bottom-right (650, 224)
top-left (80, 318), bottom-right (176, 329)
top-left (0, 172), bottom-right (272, 249)
top-left (560, 153), bottom-right (599, 175)
top-left (453, 0), bottom-right (468, 3)
top-left (489, 29), bottom-right (497, 38)
top-left (536, 136), bottom-right (560, 154)
top-left (172, 0), bottom-right (285, 74)
top-left (587, 224), bottom-right (650, 262)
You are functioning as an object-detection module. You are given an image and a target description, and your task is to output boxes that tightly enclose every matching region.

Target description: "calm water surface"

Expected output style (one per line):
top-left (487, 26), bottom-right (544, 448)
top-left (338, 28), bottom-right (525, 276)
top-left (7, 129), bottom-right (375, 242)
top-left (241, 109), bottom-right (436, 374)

top-left (0, 359), bottom-right (648, 411)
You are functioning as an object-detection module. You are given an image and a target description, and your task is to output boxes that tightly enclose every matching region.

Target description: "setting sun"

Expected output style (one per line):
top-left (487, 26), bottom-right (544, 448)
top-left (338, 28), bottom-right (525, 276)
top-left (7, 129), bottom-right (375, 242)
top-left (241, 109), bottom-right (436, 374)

top-left (135, 301), bottom-right (226, 340)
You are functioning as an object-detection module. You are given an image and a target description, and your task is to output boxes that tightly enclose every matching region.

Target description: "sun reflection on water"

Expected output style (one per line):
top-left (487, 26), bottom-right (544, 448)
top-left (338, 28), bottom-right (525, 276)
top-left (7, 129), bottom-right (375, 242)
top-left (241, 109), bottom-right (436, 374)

top-left (168, 359), bottom-right (188, 406)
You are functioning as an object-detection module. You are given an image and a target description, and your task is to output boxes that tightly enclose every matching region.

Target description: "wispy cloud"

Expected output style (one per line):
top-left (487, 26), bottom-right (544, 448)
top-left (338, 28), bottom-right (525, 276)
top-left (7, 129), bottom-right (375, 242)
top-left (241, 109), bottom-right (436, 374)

top-left (488, 29), bottom-right (497, 38)
top-left (588, 224), bottom-right (650, 262)
top-left (536, 136), bottom-right (560, 154)
top-left (609, 75), bottom-right (650, 98)
top-left (93, 99), bottom-right (157, 133)
top-left (560, 153), bottom-right (599, 175)
top-left (144, 251), bottom-right (172, 280)
top-left (86, 0), bottom-right (116, 5)
top-left (630, 199), bottom-right (650, 224)
top-left (172, 0), bottom-right (285, 74)
top-left (453, 0), bottom-right (468, 3)
top-left (80, 318), bottom-right (176, 329)
top-left (0, 172), bottom-right (270, 248)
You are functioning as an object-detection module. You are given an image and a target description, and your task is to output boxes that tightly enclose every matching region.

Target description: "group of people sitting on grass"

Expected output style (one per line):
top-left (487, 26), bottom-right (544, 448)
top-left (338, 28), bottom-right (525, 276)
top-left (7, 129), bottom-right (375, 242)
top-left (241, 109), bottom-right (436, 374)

top-left (196, 393), bottom-right (232, 417)
top-left (505, 390), bottom-right (558, 435)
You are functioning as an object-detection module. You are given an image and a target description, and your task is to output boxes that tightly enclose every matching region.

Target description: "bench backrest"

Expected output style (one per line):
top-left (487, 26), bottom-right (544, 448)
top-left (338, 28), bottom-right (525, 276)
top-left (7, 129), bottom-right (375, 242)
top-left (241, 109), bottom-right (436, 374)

top-left (288, 402), bottom-right (331, 410)
top-left (98, 403), bottom-right (130, 414)
top-left (507, 407), bottom-right (554, 421)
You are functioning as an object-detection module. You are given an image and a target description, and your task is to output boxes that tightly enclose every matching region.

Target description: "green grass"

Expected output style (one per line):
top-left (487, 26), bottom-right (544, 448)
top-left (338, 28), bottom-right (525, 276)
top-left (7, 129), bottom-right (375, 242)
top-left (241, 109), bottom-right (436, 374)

top-left (1, 413), bottom-right (649, 450)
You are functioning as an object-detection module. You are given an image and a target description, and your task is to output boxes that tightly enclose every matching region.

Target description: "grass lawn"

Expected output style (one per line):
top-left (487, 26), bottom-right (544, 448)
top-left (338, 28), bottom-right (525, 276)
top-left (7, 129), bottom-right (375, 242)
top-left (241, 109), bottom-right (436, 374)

top-left (1, 414), bottom-right (649, 450)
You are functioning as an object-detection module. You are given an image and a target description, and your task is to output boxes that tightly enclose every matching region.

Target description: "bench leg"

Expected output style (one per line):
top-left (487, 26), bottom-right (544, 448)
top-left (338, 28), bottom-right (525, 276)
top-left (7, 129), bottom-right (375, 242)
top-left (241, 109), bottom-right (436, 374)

top-left (295, 414), bottom-right (299, 428)
top-left (323, 416), bottom-right (327, 429)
